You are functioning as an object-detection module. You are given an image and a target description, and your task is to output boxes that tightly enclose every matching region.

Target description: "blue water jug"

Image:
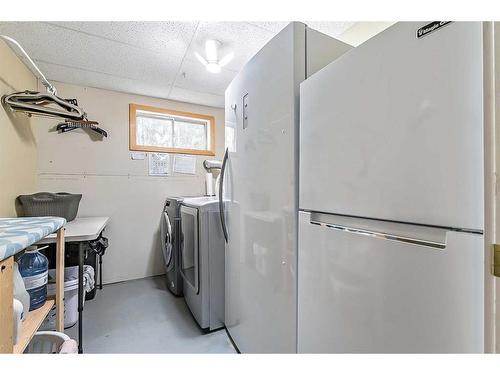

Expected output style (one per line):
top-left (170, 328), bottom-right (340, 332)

top-left (17, 245), bottom-right (49, 311)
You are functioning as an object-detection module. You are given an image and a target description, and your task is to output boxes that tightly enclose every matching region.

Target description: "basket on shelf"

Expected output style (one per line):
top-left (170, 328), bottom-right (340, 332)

top-left (16, 192), bottom-right (82, 222)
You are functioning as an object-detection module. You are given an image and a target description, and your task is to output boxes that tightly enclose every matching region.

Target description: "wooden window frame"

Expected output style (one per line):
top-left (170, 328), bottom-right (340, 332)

top-left (129, 103), bottom-right (216, 156)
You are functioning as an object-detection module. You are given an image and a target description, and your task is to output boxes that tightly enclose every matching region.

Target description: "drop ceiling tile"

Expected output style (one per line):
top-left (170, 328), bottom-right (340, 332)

top-left (48, 21), bottom-right (198, 59)
top-left (249, 21), bottom-right (355, 38)
top-left (175, 58), bottom-right (235, 96)
top-left (185, 21), bottom-right (276, 73)
top-left (36, 61), bottom-right (172, 100)
top-left (169, 86), bottom-right (224, 108)
top-left (0, 22), bottom-right (180, 85)
top-left (305, 21), bottom-right (355, 38)
top-left (247, 21), bottom-right (290, 33)
top-left (0, 21), bottom-right (362, 109)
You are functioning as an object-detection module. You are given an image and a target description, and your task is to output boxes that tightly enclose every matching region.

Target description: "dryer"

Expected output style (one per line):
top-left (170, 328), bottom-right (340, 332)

top-left (161, 197), bottom-right (184, 296)
top-left (180, 196), bottom-right (225, 331)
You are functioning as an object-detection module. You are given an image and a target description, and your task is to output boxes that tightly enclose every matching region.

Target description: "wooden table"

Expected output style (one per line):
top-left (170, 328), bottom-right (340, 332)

top-left (38, 216), bottom-right (109, 353)
top-left (0, 217), bottom-right (65, 354)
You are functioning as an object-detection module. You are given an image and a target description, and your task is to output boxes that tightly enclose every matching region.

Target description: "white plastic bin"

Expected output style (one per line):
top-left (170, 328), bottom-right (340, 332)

top-left (48, 264), bottom-right (78, 281)
top-left (25, 331), bottom-right (72, 354)
top-left (41, 266), bottom-right (85, 330)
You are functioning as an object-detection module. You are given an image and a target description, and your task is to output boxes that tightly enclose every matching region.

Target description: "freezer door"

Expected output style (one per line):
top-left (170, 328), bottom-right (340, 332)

top-left (224, 21), bottom-right (352, 353)
top-left (297, 211), bottom-right (484, 353)
top-left (223, 22), bottom-right (305, 353)
top-left (300, 22), bottom-right (483, 230)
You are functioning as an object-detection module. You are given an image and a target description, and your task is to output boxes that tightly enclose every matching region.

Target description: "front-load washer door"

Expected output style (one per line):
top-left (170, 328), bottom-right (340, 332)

top-left (161, 211), bottom-right (174, 271)
top-left (180, 205), bottom-right (199, 294)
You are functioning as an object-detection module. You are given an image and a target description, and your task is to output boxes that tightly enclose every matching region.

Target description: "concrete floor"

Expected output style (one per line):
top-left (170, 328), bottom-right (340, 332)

top-left (65, 276), bottom-right (236, 353)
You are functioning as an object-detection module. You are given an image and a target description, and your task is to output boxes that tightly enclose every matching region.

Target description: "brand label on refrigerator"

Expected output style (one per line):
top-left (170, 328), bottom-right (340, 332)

top-left (416, 21), bottom-right (452, 39)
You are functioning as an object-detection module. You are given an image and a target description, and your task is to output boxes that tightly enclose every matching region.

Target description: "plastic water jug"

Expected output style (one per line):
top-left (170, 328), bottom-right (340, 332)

top-left (18, 246), bottom-right (49, 311)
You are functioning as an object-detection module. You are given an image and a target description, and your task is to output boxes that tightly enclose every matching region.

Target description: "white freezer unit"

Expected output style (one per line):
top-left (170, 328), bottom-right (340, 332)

top-left (298, 22), bottom-right (484, 353)
top-left (300, 22), bottom-right (484, 231)
top-left (222, 22), bottom-right (351, 353)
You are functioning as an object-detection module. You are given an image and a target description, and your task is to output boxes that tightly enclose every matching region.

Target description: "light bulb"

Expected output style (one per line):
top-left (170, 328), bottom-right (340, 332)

top-left (206, 62), bottom-right (221, 73)
top-left (205, 40), bottom-right (220, 61)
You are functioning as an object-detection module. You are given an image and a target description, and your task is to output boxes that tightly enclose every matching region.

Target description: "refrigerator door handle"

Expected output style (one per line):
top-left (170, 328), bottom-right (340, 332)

top-left (219, 148), bottom-right (229, 242)
top-left (309, 219), bottom-right (446, 250)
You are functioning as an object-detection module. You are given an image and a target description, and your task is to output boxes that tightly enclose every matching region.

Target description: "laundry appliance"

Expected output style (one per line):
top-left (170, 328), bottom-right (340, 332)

top-left (161, 197), bottom-right (184, 296)
top-left (180, 196), bottom-right (225, 331)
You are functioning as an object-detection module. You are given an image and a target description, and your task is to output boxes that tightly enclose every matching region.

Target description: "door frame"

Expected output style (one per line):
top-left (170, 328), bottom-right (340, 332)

top-left (483, 21), bottom-right (498, 353)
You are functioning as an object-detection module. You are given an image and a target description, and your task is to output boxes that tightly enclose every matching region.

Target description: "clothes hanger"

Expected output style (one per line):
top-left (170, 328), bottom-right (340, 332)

top-left (1, 35), bottom-right (107, 138)
top-left (0, 35), bottom-right (86, 121)
top-left (3, 90), bottom-right (86, 121)
top-left (56, 120), bottom-right (108, 138)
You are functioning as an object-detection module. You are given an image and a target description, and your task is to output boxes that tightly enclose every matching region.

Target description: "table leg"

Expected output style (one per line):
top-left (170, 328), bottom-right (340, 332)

top-left (55, 228), bottom-right (65, 332)
top-left (99, 254), bottom-right (103, 290)
top-left (78, 242), bottom-right (84, 354)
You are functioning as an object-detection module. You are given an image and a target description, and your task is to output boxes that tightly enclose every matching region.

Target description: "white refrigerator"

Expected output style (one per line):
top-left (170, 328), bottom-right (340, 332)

top-left (221, 22), bottom-right (351, 352)
top-left (298, 22), bottom-right (484, 353)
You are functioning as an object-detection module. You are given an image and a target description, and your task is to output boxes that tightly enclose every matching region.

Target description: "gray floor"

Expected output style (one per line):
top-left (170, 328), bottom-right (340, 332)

top-left (65, 276), bottom-right (236, 353)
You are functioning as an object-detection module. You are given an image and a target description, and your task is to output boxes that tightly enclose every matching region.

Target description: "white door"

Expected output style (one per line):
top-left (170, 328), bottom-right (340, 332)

top-left (222, 22), bottom-right (306, 353)
top-left (495, 22), bottom-right (500, 354)
top-left (221, 22), bottom-right (352, 353)
top-left (298, 211), bottom-right (484, 353)
top-left (484, 21), bottom-right (498, 353)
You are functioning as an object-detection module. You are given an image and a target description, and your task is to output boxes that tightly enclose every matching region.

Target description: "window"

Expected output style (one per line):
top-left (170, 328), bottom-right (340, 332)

top-left (129, 103), bottom-right (215, 156)
top-left (225, 123), bottom-right (236, 152)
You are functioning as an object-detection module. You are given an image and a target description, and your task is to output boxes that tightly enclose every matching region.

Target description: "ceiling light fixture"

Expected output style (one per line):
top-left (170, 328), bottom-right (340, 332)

top-left (195, 39), bottom-right (234, 74)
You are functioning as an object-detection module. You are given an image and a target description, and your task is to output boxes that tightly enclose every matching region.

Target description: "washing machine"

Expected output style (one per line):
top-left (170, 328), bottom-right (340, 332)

top-left (180, 196), bottom-right (225, 331)
top-left (161, 197), bottom-right (184, 296)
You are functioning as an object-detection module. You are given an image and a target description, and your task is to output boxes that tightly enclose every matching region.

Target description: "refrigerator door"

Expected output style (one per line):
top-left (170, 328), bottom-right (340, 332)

top-left (300, 22), bottom-right (483, 230)
top-left (298, 211), bottom-right (484, 353)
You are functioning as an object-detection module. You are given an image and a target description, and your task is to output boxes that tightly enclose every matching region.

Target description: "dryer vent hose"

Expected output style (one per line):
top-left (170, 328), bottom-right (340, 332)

top-left (203, 159), bottom-right (222, 172)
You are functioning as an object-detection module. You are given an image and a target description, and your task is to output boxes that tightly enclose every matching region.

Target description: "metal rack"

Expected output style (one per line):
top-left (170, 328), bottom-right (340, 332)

top-left (0, 35), bottom-right (86, 121)
top-left (1, 35), bottom-right (107, 137)
top-left (0, 35), bottom-right (57, 95)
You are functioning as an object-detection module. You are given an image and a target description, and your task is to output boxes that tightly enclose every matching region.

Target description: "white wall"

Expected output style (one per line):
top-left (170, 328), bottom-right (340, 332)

top-left (0, 40), bottom-right (37, 216)
top-left (36, 82), bottom-right (224, 283)
top-left (337, 22), bottom-right (395, 46)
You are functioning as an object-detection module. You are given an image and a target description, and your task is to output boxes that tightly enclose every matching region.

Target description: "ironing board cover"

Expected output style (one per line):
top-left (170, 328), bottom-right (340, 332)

top-left (0, 217), bottom-right (66, 262)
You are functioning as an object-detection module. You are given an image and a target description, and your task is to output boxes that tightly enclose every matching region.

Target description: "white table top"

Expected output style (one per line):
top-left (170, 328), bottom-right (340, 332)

top-left (37, 216), bottom-right (110, 244)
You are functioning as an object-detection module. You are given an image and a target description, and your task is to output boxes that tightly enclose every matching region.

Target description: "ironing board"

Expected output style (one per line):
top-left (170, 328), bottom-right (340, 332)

top-left (0, 217), bottom-right (65, 262)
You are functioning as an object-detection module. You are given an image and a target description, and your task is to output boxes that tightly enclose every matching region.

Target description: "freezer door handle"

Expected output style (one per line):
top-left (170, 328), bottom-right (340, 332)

top-left (309, 219), bottom-right (446, 249)
top-left (219, 148), bottom-right (229, 242)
